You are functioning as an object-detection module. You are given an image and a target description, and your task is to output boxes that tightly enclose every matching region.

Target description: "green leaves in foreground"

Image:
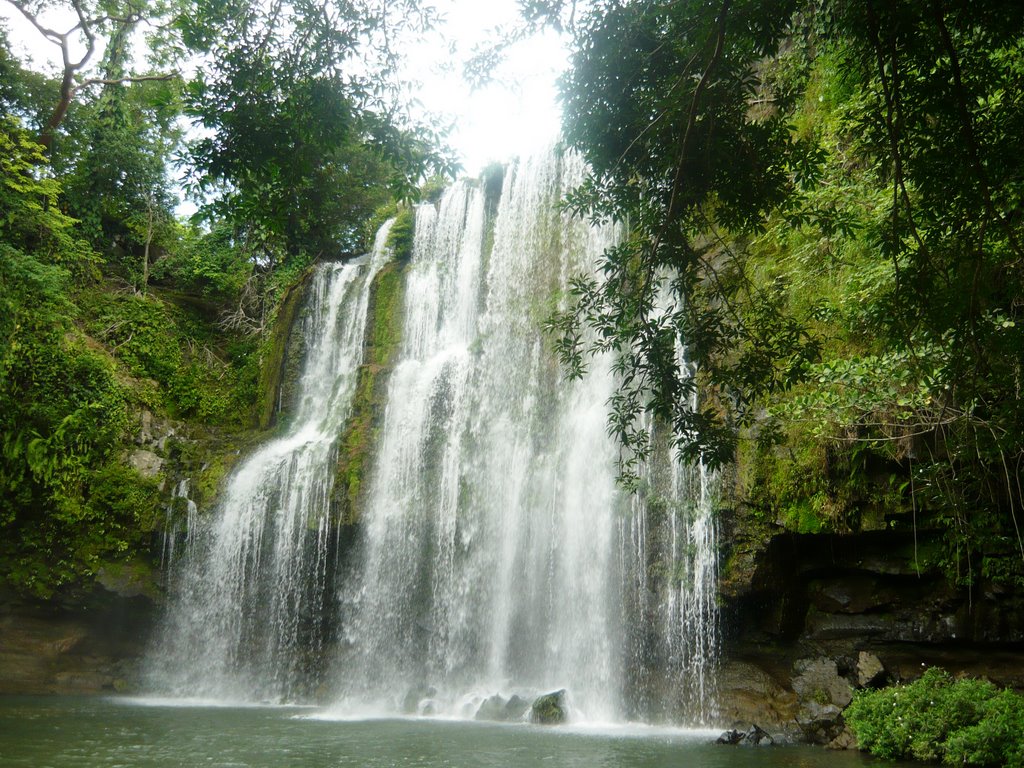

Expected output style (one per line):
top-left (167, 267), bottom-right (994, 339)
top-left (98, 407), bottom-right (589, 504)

top-left (846, 667), bottom-right (1024, 767)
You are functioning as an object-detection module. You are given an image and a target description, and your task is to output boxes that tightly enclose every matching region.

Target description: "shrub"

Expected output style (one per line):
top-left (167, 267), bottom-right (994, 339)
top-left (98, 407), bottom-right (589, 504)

top-left (846, 667), bottom-right (1024, 766)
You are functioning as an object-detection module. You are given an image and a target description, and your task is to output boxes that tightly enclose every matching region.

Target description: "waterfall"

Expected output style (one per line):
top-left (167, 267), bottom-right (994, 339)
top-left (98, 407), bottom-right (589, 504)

top-left (621, 422), bottom-right (720, 724)
top-left (147, 147), bottom-right (720, 725)
top-left (619, 287), bottom-right (721, 724)
top-left (146, 224), bottom-right (392, 703)
top-left (332, 151), bottom-right (623, 721)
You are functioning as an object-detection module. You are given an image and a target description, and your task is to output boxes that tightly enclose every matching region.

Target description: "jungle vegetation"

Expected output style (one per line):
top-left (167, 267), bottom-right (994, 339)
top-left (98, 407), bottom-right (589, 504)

top-left (0, 0), bottom-right (454, 596)
top-left (532, 0), bottom-right (1024, 586)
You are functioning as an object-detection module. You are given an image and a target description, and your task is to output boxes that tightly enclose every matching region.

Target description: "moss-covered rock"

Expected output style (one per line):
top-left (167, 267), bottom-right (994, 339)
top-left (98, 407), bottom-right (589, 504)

top-left (331, 260), bottom-right (407, 525)
top-left (95, 558), bottom-right (161, 601)
top-left (385, 208), bottom-right (415, 264)
top-left (530, 689), bottom-right (568, 725)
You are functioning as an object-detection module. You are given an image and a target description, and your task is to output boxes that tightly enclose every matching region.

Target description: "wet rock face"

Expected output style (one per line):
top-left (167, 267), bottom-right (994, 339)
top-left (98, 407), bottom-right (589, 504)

top-left (0, 585), bottom-right (156, 694)
top-left (728, 529), bottom-right (1024, 648)
top-left (716, 525), bottom-right (1024, 746)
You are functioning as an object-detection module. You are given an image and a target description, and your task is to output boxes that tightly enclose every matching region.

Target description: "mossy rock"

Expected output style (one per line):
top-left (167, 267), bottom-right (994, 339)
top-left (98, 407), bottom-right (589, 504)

top-left (530, 689), bottom-right (568, 725)
top-left (386, 208), bottom-right (415, 264)
top-left (95, 558), bottom-right (161, 601)
top-left (331, 260), bottom-right (407, 524)
top-left (256, 267), bottom-right (313, 430)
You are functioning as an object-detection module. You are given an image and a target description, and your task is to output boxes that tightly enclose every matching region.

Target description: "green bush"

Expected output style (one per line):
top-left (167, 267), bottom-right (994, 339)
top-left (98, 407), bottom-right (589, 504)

top-left (385, 207), bottom-right (415, 262)
top-left (846, 668), bottom-right (1024, 767)
top-left (945, 689), bottom-right (1024, 768)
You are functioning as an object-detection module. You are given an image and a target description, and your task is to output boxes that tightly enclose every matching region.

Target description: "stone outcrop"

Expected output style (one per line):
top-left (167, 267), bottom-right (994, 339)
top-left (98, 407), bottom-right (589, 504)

top-left (0, 577), bottom-right (157, 694)
top-left (856, 651), bottom-right (886, 687)
top-left (715, 518), bottom-right (1024, 746)
top-left (791, 657), bottom-right (853, 743)
top-left (715, 660), bottom-right (800, 741)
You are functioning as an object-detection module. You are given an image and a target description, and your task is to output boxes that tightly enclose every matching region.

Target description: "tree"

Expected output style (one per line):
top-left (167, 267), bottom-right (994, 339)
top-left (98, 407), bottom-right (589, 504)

top-left (549, 0), bottom-right (811, 477)
top-left (177, 0), bottom-right (457, 331)
top-left (181, 0), bottom-right (456, 258)
top-left (62, 14), bottom-right (180, 284)
top-left (547, 0), bottom-right (1024, 576)
top-left (3, 0), bottom-right (177, 150)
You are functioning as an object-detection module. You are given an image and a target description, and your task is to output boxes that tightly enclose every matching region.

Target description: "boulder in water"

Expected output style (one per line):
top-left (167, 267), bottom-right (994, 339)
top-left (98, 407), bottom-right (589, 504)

top-left (716, 729), bottom-right (744, 745)
top-left (475, 694), bottom-right (508, 721)
top-left (420, 699), bottom-right (438, 716)
top-left (530, 690), bottom-right (568, 725)
top-left (504, 695), bottom-right (531, 721)
top-left (402, 684), bottom-right (437, 714)
top-left (716, 724), bottom-right (774, 746)
top-left (476, 693), bottom-right (533, 722)
top-left (742, 724), bottom-right (774, 746)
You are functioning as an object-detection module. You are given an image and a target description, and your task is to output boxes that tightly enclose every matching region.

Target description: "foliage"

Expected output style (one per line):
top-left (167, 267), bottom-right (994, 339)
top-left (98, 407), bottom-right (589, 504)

top-left (0, 118), bottom-right (95, 269)
top-left (0, 249), bottom-right (142, 595)
top-left (62, 21), bottom-right (180, 281)
top-left (549, 0), bottom-right (814, 479)
top-left (149, 224), bottom-right (251, 299)
top-left (541, 0), bottom-right (1024, 579)
top-left (0, 109), bottom-right (252, 596)
top-left (79, 289), bottom-right (259, 424)
top-left (179, 0), bottom-right (457, 264)
top-left (3, 0), bottom-right (179, 151)
top-left (0, 25), bottom-right (53, 128)
top-left (846, 667), bottom-right (1024, 767)
top-left (386, 208), bottom-right (416, 263)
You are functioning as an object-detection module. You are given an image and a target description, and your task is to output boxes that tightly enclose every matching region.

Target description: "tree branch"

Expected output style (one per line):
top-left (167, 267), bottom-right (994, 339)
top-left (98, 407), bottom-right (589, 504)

top-left (74, 72), bottom-right (177, 95)
top-left (4, 0), bottom-right (163, 150)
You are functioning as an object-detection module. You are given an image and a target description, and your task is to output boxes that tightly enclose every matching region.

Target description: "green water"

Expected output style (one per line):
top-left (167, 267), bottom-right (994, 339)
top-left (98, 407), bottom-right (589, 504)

top-left (0, 697), bottom-right (903, 768)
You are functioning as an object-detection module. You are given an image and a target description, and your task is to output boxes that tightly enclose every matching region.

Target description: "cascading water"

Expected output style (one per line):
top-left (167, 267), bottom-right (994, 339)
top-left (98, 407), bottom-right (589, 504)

top-left (146, 224), bottom-right (392, 703)
top-left (621, 414), bottom-right (720, 725)
top-left (332, 151), bottom-right (623, 721)
top-left (147, 146), bottom-right (719, 725)
top-left (619, 277), bottom-right (721, 724)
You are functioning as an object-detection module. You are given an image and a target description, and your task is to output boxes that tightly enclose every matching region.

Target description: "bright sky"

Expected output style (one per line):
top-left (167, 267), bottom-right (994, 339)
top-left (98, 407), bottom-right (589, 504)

top-left (1, 0), bottom-right (569, 178)
top-left (407, 0), bottom-right (569, 176)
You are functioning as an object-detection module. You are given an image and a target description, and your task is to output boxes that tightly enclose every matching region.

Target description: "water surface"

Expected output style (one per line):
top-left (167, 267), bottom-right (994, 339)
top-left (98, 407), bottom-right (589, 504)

top-left (0, 696), bottom-right (907, 768)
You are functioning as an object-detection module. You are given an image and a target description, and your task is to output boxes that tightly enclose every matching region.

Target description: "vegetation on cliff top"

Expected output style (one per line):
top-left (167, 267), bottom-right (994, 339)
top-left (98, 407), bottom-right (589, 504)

top-left (530, 0), bottom-right (1024, 585)
top-left (0, 0), bottom-right (454, 597)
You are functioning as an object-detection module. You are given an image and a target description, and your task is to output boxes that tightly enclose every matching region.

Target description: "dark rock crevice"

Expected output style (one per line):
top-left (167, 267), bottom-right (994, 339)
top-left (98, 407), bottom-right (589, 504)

top-left (716, 523), bottom-right (1024, 745)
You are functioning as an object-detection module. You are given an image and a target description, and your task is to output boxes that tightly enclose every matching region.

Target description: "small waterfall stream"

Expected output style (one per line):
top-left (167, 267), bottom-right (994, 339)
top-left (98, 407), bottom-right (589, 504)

top-left (148, 148), bottom-right (719, 724)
